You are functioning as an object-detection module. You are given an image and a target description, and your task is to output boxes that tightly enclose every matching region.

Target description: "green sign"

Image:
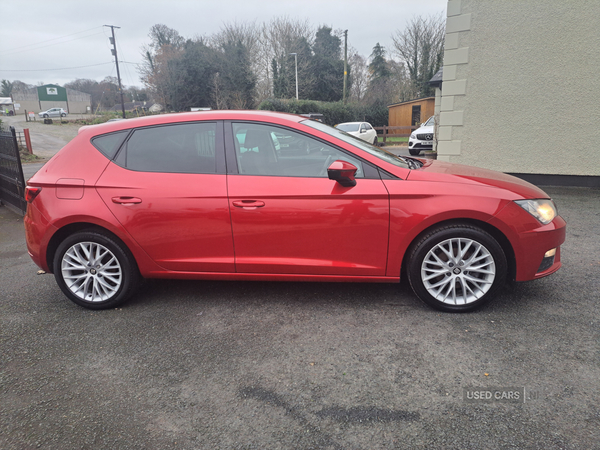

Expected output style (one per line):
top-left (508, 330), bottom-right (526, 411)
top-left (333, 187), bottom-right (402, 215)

top-left (38, 85), bottom-right (67, 102)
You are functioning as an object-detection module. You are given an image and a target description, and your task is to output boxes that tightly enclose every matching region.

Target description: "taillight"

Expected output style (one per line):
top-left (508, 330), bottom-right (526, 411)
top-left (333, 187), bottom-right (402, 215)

top-left (25, 186), bottom-right (42, 203)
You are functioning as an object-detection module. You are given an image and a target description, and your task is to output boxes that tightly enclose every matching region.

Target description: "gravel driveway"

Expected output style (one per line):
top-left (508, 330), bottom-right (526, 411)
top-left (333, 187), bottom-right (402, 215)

top-left (2, 114), bottom-right (89, 159)
top-left (1, 185), bottom-right (599, 449)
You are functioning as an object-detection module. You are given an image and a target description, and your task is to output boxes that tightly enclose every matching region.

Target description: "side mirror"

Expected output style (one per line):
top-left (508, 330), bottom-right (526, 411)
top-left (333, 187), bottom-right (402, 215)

top-left (327, 160), bottom-right (357, 187)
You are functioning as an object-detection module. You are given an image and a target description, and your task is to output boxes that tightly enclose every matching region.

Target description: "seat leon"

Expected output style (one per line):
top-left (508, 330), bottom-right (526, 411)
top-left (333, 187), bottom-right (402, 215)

top-left (24, 111), bottom-right (566, 312)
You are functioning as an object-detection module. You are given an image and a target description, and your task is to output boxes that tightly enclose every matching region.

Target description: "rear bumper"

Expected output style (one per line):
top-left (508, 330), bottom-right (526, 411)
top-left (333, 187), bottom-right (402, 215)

top-left (24, 202), bottom-right (54, 272)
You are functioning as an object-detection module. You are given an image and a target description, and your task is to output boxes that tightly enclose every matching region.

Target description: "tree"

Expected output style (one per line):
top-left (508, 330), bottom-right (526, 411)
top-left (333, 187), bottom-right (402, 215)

top-left (348, 52), bottom-right (368, 102)
top-left (1, 80), bottom-right (13, 97)
top-left (260, 17), bottom-right (314, 99)
top-left (392, 14), bottom-right (445, 98)
top-left (368, 43), bottom-right (391, 83)
top-left (310, 26), bottom-right (346, 102)
top-left (11, 80), bottom-right (34, 92)
top-left (140, 24), bottom-right (186, 109)
top-left (216, 40), bottom-right (257, 109)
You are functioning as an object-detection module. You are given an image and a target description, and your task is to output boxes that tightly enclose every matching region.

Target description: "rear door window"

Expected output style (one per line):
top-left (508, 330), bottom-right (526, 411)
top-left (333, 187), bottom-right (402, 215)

top-left (121, 122), bottom-right (217, 173)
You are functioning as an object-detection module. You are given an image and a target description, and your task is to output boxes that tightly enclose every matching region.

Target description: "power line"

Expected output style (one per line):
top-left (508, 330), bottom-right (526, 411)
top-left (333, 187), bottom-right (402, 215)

top-left (0, 62), bottom-right (114, 72)
top-left (0, 27), bottom-right (105, 56)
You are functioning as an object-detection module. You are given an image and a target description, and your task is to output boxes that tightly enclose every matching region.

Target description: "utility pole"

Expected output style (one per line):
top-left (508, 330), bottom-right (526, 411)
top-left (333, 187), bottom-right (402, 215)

top-left (343, 30), bottom-right (348, 104)
top-left (289, 53), bottom-right (299, 100)
top-left (104, 25), bottom-right (126, 119)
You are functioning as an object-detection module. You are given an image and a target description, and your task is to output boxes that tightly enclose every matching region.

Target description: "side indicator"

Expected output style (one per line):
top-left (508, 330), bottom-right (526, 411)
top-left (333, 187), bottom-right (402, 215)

top-left (25, 186), bottom-right (42, 203)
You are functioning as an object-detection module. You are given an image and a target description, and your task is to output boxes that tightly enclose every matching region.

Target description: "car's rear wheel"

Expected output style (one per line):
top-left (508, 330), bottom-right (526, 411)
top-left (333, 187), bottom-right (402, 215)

top-left (53, 230), bottom-right (140, 309)
top-left (409, 148), bottom-right (421, 156)
top-left (407, 224), bottom-right (507, 312)
top-left (61, 113), bottom-right (66, 117)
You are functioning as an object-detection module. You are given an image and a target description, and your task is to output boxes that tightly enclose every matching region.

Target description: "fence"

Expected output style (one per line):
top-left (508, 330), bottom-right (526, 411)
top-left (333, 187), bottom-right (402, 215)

top-left (0, 126), bottom-right (27, 215)
top-left (374, 125), bottom-right (418, 145)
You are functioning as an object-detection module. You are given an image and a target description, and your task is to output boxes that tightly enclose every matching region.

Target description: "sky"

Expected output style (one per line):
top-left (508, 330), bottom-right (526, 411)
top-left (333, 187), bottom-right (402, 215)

top-left (0, 0), bottom-right (447, 89)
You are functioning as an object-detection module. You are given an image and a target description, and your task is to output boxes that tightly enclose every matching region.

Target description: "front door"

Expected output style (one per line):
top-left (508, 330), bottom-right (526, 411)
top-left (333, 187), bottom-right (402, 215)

top-left (227, 122), bottom-right (390, 276)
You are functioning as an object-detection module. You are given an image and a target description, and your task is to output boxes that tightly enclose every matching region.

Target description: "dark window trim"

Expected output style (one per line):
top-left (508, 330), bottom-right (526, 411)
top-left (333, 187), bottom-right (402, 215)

top-left (224, 120), bottom-right (381, 180)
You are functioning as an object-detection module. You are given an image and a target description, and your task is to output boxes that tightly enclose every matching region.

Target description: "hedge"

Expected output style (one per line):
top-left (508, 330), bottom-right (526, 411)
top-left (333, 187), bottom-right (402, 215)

top-left (257, 98), bottom-right (389, 127)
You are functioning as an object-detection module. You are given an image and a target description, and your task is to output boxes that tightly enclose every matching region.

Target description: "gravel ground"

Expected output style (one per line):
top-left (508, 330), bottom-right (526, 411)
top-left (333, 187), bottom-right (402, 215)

top-left (0, 186), bottom-right (599, 449)
top-left (2, 114), bottom-right (93, 159)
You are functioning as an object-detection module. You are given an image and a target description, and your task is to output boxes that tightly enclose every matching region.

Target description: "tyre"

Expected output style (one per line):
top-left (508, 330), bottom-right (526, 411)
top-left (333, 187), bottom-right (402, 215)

top-left (407, 224), bottom-right (507, 312)
top-left (53, 230), bottom-right (140, 309)
top-left (409, 148), bottom-right (421, 156)
top-left (43, 114), bottom-right (49, 118)
top-left (61, 113), bottom-right (66, 117)
top-left (373, 136), bottom-right (378, 146)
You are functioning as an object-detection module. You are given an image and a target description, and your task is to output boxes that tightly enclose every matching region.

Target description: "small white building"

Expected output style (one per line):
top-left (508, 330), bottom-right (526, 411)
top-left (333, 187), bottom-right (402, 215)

top-left (0, 97), bottom-right (14, 115)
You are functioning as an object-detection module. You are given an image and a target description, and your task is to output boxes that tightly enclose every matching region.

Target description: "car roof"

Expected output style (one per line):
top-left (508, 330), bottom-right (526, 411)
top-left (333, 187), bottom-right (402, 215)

top-left (79, 110), bottom-right (308, 136)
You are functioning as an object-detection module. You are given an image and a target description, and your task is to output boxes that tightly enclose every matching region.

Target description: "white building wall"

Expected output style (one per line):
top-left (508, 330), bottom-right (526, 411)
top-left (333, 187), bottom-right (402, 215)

top-left (437, 0), bottom-right (600, 176)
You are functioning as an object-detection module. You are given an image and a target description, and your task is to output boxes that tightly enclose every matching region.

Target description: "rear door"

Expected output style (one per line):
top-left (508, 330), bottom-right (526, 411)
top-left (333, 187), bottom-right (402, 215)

top-left (95, 121), bottom-right (235, 273)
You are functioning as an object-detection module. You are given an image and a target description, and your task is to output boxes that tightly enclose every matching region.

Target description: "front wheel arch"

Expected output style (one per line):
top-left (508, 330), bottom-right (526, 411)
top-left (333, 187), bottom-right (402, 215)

top-left (401, 219), bottom-right (516, 287)
top-left (405, 222), bottom-right (508, 312)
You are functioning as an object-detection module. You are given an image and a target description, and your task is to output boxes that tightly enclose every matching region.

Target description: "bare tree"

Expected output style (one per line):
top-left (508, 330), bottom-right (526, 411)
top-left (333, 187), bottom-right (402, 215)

top-left (391, 13), bottom-right (445, 98)
top-left (348, 51), bottom-right (368, 102)
top-left (259, 16), bottom-right (314, 100)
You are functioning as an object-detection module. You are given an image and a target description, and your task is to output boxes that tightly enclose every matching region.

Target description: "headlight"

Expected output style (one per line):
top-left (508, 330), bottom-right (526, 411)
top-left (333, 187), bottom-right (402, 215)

top-left (410, 133), bottom-right (416, 139)
top-left (514, 199), bottom-right (557, 225)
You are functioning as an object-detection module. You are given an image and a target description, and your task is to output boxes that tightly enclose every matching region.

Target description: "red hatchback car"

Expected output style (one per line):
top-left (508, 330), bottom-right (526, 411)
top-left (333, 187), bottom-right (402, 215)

top-left (24, 111), bottom-right (566, 312)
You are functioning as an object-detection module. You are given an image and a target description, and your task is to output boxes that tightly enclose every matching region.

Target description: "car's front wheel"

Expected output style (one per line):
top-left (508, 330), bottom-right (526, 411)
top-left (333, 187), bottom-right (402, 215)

top-left (407, 224), bottom-right (507, 312)
top-left (373, 136), bottom-right (378, 146)
top-left (43, 114), bottom-right (49, 118)
top-left (53, 230), bottom-right (140, 309)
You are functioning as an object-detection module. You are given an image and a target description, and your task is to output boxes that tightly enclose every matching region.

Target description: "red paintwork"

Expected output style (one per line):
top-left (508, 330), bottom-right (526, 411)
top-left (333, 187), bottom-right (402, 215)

top-left (95, 163), bottom-right (235, 273)
top-left (24, 110), bottom-right (566, 286)
top-left (227, 175), bottom-right (389, 275)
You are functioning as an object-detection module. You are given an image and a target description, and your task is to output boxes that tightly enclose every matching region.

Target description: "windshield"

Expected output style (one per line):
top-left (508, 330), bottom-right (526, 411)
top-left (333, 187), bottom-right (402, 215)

top-left (423, 116), bottom-right (435, 126)
top-left (336, 123), bottom-right (360, 132)
top-left (302, 120), bottom-right (410, 169)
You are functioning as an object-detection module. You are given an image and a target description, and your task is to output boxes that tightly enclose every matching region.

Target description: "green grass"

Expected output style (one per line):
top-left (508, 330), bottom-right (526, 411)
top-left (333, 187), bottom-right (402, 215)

top-left (382, 137), bottom-right (409, 143)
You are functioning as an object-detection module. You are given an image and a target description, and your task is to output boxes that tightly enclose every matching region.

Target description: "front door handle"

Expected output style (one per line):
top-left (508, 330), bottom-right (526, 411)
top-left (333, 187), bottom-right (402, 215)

top-left (112, 196), bottom-right (142, 205)
top-left (232, 200), bottom-right (265, 210)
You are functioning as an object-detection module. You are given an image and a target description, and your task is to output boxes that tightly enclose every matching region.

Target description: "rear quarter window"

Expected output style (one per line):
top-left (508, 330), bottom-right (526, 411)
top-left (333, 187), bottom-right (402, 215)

top-left (91, 130), bottom-right (130, 159)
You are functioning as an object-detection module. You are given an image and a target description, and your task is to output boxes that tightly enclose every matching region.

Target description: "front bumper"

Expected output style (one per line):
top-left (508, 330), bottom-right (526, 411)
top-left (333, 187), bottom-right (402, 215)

top-left (489, 202), bottom-right (566, 281)
top-left (408, 139), bottom-right (433, 149)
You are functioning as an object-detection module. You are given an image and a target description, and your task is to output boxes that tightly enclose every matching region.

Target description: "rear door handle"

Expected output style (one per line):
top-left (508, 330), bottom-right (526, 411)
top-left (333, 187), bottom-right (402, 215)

top-left (112, 196), bottom-right (142, 205)
top-left (232, 200), bottom-right (265, 210)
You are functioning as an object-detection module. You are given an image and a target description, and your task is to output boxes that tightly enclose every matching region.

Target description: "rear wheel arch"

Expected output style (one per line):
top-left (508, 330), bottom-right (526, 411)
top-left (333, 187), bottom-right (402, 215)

top-left (52, 228), bottom-right (141, 309)
top-left (46, 223), bottom-right (139, 275)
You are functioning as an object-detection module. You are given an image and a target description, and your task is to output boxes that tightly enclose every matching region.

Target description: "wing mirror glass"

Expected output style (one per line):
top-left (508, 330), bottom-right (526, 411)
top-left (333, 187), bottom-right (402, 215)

top-left (327, 160), bottom-right (357, 187)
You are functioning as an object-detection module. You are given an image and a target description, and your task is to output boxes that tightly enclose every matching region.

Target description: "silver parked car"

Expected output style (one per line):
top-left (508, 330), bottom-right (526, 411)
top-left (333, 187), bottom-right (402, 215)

top-left (38, 107), bottom-right (67, 118)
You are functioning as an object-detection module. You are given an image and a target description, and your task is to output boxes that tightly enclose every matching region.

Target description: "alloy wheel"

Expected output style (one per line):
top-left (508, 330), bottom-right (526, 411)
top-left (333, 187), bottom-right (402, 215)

top-left (61, 241), bottom-right (123, 302)
top-left (420, 237), bottom-right (496, 305)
